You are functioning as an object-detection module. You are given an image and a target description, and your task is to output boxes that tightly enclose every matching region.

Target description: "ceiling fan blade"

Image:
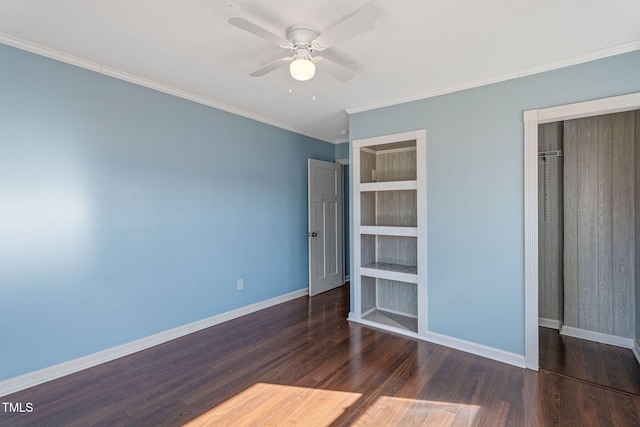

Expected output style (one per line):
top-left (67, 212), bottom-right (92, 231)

top-left (313, 12), bottom-right (373, 50)
top-left (229, 17), bottom-right (289, 45)
top-left (316, 57), bottom-right (354, 82)
top-left (249, 57), bottom-right (291, 77)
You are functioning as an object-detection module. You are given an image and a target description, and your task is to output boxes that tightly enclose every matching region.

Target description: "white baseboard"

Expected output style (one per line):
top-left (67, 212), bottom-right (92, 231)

top-left (347, 316), bottom-right (525, 369)
top-left (538, 317), bottom-right (562, 330)
top-left (344, 275), bottom-right (350, 283)
top-left (633, 340), bottom-right (640, 366)
top-left (424, 331), bottom-right (526, 368)
top-left (0, 288), bottom-right (309, 397)
top-left (560, 325), bottom-right (635, 349)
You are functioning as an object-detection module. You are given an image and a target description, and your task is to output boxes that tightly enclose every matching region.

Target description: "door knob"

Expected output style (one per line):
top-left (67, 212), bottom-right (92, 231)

top-left (308, 232), bottom-right (318, 237)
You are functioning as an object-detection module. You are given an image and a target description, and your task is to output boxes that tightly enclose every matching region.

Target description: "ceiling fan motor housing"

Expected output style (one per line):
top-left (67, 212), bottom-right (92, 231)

top-left (286, 26), bottom-right (318, 50)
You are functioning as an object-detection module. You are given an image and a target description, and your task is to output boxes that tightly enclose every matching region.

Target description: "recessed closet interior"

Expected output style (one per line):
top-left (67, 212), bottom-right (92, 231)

top-left (538, 110), bottom-right (640, 392)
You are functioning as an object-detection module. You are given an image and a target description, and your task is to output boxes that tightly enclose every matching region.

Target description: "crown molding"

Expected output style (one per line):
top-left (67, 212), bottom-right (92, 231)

top-left (518, 40), bottom-right (640, 77)
top-left (345, 40), bottom-right (640, 115)
top-left (4, 32), bottom-right (638, 142)
top-left (345, 72), bottom-right (518, 114)
top-left (0, 33), bottom-right (101, 72)
top-left (0, 33), bottom-right (333, 144)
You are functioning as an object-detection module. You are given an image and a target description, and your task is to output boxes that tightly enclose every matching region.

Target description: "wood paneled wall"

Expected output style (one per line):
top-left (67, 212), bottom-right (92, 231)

top-left (564, 111), bottom-right (636, 339)
top-left (538, 122), bottom-right (564, 322)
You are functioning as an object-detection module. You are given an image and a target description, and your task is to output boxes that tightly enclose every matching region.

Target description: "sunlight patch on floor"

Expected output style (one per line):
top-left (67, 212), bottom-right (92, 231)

top-left (353, 396), bottom-right (481, 426)
top-left (181, 383), bottom-right (362, 426)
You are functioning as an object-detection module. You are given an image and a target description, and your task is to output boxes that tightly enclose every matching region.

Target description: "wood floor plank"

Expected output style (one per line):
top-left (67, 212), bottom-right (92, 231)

top-left (534, 370), bottom-right (561, 426)
top-left (581, 380), bottom-right (614, 427)
top-left (539, 326), bottom-right (640, 395)
top-left (2, 288), bottom-right (640, 426)
top-left (581, 338), bottom-right (611, 386)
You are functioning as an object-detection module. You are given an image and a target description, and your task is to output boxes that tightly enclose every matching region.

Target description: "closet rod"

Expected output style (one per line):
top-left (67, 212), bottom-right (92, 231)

top-left (538, 150), bottom-right (562, 158)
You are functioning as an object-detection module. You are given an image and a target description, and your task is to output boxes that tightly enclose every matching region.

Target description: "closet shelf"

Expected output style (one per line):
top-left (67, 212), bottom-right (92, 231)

top-left (362, 309), bottom-right (418, 333)
top-left (360, 226), bottom-right (417, 237)
top-left (360, 180), bottom-right (417, 192)
top-left (361, 262), bottom-right (418, 283)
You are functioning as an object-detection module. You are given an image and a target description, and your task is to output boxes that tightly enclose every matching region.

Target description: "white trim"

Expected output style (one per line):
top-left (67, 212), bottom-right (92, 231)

top-left (0, 288), bottom-right (308, 397)
top-left (336, 160), bottom-right (349, 296)
top-left (523, 91), bottom-right (640, 372)
top-left (518, 41), bottom-right (640, 77)
top-left (524, 112), bottom-right (539, 371)
top-left (348, 318), bottom-right (525, 368)
top-left (538, 317), bottom-right (562, 330)
top-left (360, 226), bottom-right (417, 237)
top-left (343, 275), bottom-right (350, 283)
top-left (560, 326), bottom-right (635, 349)
top-left (415, 130), bottom-right (427, 335)
top-left (346, 41), bottom-right (640, 114)
top-left (358, 146), bottom-right (417, 156)
top-left (634, 340), bottom-right (640, 366)
top-left (360, 267), bottom-right (417, 284)
top-left (0, 32), bottom-right (101, 72)
top-left (360, 180), bottom-right (417, 192)
top-left (352, 145), bottom-right (362, 320)
top-left (536, 92), bottom-right (640, 124)
top-left (371, 146), bottom-right (417, 155)
top-left (0, 33), bottom-right (333, 144)
top-left (353, 130), bottom-right (423, 148)
top-left (424, 331), bottom-right (526, 368)
top-left (346, 73), bottom-right (519, 114)
top-left (4, 32), bottom-right (638, 142)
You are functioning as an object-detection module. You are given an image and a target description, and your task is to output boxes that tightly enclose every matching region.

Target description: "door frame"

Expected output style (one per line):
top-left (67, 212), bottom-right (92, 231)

top-left (336, 157), bottom-right (349, 284)
top-left (523, 91), bottom-right (640, 370)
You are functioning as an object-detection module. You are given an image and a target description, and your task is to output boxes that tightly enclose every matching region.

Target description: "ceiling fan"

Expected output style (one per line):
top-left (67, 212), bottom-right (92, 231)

top-left (228, 12), bottom-right (373, 82)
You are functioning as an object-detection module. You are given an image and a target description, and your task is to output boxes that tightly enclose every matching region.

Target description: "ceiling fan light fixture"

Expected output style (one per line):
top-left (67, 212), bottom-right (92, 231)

top-left (290, 49), bottom-right (315, 81)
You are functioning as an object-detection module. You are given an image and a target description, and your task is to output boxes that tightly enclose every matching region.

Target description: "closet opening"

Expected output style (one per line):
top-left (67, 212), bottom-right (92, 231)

top-left (523, 93), bottom-right (640, 373)
top-left (536, 110), bottom-right (640, 395)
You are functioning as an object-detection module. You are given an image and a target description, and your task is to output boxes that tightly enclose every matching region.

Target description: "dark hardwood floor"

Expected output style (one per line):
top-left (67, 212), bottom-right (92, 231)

top-left (2, 286), bottom-right (640, 426)
top-left (539, 326), bottom-right (640, 396)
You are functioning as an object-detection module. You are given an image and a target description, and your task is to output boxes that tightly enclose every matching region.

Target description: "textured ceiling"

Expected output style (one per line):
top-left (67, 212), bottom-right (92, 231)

top-left (1, 0), bottom-right (639, 142)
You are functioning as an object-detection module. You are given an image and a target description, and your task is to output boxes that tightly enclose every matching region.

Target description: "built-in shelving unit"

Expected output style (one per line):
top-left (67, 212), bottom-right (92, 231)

top-left (351, 129), bottom-right (426, 337)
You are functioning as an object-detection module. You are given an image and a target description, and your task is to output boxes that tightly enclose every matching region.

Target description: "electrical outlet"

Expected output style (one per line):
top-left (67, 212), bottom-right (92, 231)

top-left (237, 279), bottom-right (243, 290)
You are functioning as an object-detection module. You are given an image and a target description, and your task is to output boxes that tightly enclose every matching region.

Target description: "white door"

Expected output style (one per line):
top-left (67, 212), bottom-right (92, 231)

top-left (308, 159), bottom-right (343, 296)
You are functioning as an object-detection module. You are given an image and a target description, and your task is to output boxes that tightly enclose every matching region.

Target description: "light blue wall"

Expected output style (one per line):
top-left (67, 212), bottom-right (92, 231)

top-left (0, 44), bottom-right (334, 381)
top-left (335, 142), bottom-right (349, 160)
top-left (350, 51), bottom-right (640, 355)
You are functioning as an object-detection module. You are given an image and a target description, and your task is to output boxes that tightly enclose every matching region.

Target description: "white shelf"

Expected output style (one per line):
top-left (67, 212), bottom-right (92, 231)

top-left (362, 309), bottom-right (418, 333)
top-left (360, 180), bottom-right (417, 192)
top-left (361, 265), bottom-right (418, 284)
top-left (360, 226), bottom-right (417, 237)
